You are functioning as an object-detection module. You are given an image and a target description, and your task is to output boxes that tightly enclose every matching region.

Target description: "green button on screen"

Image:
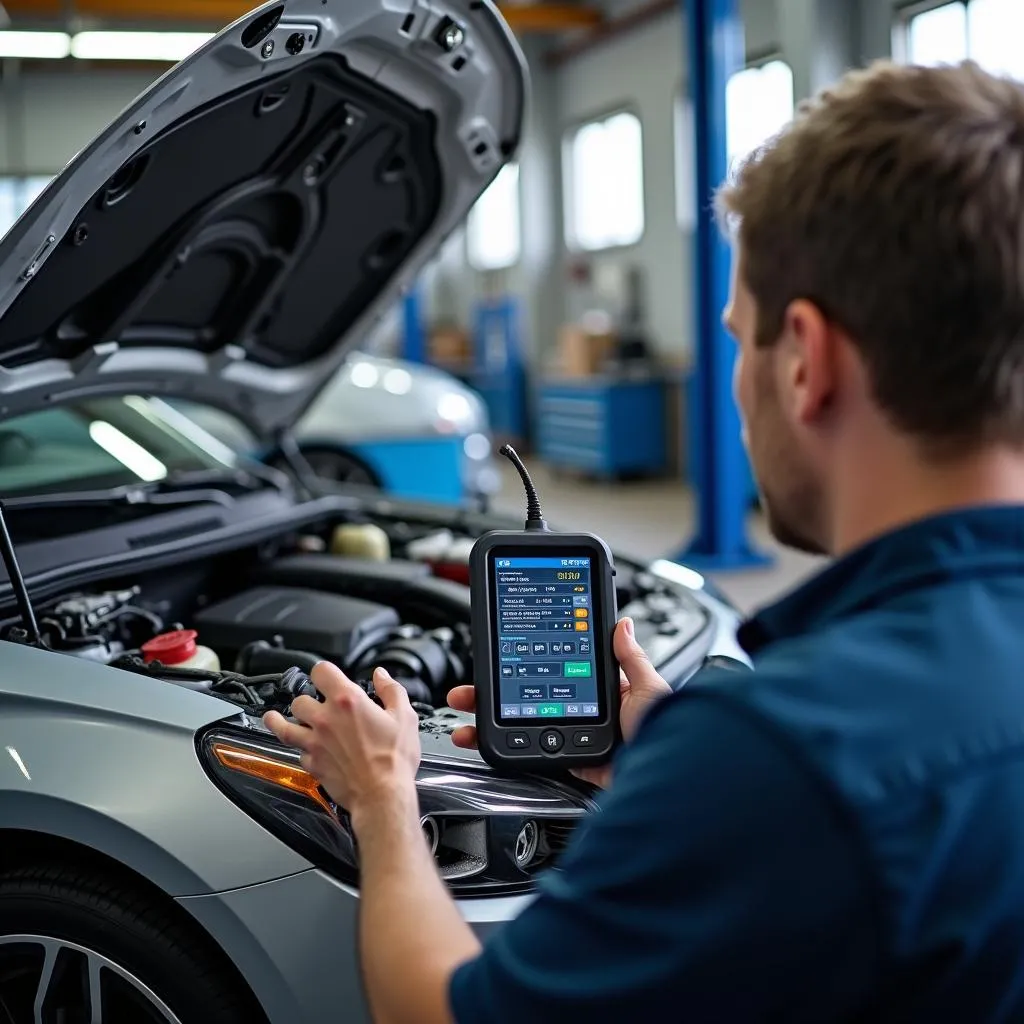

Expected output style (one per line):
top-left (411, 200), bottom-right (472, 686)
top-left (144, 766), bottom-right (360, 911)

top-left (564, 662), bottom-right (592, 677)
top-left (538, 703), bottom-right (564, 716)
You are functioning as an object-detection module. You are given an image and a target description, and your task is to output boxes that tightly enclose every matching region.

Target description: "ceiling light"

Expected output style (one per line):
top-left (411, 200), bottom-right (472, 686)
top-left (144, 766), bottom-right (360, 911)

top-left (0, 30), bottom-right (71, 59)
top-left (70, 31), bottom-right (213, 62)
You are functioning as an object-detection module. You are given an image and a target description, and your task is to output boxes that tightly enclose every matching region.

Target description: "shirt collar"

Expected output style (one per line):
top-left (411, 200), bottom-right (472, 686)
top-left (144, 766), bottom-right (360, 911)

top-left (737, 505), bottom-right (1024, 656)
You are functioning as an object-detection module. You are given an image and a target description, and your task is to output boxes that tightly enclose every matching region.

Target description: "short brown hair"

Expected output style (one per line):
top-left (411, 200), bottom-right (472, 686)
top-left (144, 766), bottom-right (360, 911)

top-left (718, 59), bottom-right (1024, 454)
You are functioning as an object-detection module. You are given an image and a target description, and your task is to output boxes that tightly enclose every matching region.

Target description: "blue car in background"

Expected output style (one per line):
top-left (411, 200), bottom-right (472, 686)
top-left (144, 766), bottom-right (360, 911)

top-left (178, 353), bottom-right (501, 508)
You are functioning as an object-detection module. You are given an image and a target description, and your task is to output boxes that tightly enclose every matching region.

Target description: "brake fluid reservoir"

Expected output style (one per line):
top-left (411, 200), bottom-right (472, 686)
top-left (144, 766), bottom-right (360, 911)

top-left (141, 629), bottom-right (220, 672)
top-left (330, 523), bottom-right (391, 561)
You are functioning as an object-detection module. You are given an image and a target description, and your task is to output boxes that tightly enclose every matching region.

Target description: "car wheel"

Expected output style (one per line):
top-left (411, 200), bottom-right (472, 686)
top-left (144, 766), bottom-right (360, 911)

top-left (0, 864), bottom-right (262, 1024)
top-left (290, 447), bottom-right (381, 489)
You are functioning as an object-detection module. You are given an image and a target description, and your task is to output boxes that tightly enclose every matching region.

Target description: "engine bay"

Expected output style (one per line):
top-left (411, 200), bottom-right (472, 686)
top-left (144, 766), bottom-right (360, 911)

top-left (0, 512), bottom-right (714, 731)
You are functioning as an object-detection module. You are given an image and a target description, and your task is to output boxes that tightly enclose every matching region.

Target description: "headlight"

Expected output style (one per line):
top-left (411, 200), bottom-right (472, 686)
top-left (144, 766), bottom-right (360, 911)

top-left (199, 727), bottom-right (594, 896)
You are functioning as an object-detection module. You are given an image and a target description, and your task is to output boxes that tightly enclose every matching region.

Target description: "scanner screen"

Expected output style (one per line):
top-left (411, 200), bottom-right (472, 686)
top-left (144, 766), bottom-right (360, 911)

top-left (493, 556), bottom-right (600, 721)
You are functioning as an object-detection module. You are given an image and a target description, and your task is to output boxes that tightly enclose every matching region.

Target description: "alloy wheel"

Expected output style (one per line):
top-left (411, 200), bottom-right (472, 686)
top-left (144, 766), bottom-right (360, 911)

top-left (0, 935), bottom-right (182, 1024)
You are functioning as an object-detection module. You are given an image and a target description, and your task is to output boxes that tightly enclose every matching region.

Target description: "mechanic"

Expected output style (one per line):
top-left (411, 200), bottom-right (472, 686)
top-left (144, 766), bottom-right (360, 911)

top-left (264, 58), bottom-right (1024, 1022)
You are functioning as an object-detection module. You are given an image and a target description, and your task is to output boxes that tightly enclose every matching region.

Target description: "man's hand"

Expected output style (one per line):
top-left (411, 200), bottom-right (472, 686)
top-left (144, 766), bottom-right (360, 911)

top-left (448, 617), bottom-right (672, 788)
top-left (262, 662), bottom-right (421, 827)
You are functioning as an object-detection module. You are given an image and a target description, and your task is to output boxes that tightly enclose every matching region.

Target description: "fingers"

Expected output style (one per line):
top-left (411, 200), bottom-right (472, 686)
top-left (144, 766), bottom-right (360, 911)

top-left (289, 693), bottom-right (322, 725)
top-left (451, 724), bottom-right (478, 749)
top-left (311, 659), bottom-right (360, 701)
top-left (373, 667), bottom-right (411, 712)
top-left (613, 617), bottom-right (663, 694)
top-left (263, 709), bottom-right (310, 749)
top-left (447, 685), bottom-right (476, 713)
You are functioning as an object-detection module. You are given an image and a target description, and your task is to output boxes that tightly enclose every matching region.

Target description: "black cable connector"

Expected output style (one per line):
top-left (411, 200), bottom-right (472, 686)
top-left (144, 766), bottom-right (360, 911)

top-left (499, 444), bottom-right (548, 532)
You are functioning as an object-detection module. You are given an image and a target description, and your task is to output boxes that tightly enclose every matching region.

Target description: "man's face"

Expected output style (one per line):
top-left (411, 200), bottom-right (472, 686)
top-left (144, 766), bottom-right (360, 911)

top-left (723, 252), bottom-right (829, 556)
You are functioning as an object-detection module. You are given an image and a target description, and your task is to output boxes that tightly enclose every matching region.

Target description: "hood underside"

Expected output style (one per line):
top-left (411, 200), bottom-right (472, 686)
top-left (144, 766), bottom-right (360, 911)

top-left (0, 0), bottom-right (526, 439)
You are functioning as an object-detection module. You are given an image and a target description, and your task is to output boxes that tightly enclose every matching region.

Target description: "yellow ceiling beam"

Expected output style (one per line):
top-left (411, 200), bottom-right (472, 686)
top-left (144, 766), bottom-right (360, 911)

top-left (499, 3), bottom-right (602, 31)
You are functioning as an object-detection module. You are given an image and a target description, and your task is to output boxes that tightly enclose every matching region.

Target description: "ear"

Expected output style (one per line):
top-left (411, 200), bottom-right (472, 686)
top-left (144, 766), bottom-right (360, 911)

top-left (780, 299), bottom-right (835, 424)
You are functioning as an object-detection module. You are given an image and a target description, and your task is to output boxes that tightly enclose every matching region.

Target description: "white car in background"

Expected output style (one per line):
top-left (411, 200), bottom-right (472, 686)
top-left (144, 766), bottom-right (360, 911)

top-left (182, 352), bottom-right (501, 506)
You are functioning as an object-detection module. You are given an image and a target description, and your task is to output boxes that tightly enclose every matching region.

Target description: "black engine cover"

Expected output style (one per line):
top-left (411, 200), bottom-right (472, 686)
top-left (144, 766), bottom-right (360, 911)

top-left (194, 586), bottom-right (398, 659)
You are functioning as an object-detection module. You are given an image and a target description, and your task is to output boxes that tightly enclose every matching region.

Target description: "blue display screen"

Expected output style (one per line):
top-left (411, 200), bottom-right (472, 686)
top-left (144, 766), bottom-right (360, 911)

top-left (493, 556), bottom-right (600, 721)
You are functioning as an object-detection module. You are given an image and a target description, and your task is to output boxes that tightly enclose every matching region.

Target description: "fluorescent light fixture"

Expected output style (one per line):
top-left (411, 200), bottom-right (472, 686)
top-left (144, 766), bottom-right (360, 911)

top-left (88, 420), bottom-right (167, 482)
top-left (0, 30), bottom-right (71, 59)
top-left (70, 30), bottom-right (213, 62)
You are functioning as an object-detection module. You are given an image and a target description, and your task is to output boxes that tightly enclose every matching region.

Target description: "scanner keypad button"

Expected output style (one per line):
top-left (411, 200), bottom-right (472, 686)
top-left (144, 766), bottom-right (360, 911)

top-left (507, 732), bottom-right (532, 751)
top-left (540, 730), bottom-right (564, 753)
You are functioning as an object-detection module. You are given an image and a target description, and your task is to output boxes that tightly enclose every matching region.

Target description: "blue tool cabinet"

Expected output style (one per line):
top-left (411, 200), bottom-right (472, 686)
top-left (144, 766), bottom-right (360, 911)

top-left (535, 376), bottom-right (667, 478)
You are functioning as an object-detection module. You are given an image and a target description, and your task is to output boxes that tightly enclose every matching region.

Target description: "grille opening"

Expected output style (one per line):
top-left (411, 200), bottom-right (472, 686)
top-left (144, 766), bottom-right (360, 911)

top-left (536, 818), bottom-right (579, 866)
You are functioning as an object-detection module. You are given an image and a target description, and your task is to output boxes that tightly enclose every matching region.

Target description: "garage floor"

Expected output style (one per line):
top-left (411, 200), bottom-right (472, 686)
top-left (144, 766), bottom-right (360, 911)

top-left (490, 462), bottom-right (825, 615)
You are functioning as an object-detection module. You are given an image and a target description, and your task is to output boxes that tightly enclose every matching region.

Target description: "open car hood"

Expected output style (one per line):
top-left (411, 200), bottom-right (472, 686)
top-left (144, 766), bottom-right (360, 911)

top-left (0, 0), bottom-right (526, 440)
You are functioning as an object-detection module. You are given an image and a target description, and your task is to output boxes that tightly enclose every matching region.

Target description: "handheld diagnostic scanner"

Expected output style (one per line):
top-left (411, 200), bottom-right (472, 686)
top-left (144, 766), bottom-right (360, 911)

top-left (468, 445), bottom-right (621, 774)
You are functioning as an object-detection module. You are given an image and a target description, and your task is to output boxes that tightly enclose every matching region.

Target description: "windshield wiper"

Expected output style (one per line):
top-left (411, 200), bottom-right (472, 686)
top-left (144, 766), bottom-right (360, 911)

top-left (3, 466), bottom-right (282, 512)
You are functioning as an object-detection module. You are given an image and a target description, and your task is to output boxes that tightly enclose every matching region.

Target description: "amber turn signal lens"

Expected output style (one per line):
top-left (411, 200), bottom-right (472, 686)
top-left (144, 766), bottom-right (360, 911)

top-left (212, 742), bottom-right (335, 817)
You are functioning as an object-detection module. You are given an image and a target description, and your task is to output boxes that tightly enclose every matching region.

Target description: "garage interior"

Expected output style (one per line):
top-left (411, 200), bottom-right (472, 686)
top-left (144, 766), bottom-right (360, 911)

top-left (0, 0), bottom-right (1021, 1020)
top-left (1, 0), bottom-right (993, 614)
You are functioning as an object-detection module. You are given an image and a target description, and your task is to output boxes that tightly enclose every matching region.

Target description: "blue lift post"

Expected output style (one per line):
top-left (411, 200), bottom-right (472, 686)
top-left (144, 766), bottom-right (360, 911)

top-left (400, 281), bottom-right (427, 364)
top-left (677, 0), bottom-right (771, 571)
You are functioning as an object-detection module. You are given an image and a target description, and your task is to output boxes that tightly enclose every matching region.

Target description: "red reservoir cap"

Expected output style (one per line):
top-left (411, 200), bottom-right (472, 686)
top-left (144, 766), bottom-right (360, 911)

top-left (141, 629), bottom-right (198, 665)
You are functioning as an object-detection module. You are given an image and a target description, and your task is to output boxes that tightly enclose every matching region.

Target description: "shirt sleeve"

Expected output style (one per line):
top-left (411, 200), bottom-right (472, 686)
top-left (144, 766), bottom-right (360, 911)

top-left (449, 690), bottom-right (881, 1024)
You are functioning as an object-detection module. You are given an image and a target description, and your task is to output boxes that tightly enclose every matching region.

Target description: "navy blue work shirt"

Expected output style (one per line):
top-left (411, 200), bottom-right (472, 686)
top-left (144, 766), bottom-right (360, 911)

top-left (450, 506), bottom-right (1024, 1022)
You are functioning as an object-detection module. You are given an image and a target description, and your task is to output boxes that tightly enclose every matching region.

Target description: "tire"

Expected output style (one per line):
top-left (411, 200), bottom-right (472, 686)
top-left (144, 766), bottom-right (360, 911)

top-left (268, 445), bottom-right (381, 489)
top-left (303, 447), bottom-right (380, 488)
top-left (0, 863), bottom-right (263, 1024)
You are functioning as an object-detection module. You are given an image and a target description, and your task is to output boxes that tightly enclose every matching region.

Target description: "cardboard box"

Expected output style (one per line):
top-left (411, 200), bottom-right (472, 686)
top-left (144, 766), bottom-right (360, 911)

top-left (558, 324), bottom-right (616, 377)
top-left (428, 326), bottom-right (472, 369)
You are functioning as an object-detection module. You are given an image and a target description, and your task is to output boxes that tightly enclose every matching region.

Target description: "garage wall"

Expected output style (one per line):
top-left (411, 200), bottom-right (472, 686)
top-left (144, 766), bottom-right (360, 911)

top-left (550, 0), bottom-right (778, 366)
top-left (437, 0), bottom-right (910, 368)
top-left (420, 36), bottom-right (564, 366)
top-left (0, 0), bottom-right (910, 365)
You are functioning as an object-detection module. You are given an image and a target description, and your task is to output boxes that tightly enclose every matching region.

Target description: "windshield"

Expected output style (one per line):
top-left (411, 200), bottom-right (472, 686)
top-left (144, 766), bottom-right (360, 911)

top-left (0, 395), bottom-right (254, 499)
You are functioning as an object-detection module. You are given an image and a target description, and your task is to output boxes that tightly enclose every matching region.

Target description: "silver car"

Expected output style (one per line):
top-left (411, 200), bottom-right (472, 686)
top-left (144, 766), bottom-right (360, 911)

top-left (182, 352), bottom-right (500, 506)
top-left (0, 3), bottom-right (747, 1021)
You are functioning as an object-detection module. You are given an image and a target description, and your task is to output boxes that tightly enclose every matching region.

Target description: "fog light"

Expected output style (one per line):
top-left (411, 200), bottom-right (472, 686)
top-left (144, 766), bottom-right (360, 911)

top-left (514, 820), bottom-right (539, 869)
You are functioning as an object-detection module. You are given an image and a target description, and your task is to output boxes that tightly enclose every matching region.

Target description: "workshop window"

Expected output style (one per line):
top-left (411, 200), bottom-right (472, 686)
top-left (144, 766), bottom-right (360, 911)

top-left (901, 0), bottom-right (1024, 78)
top-left (673, 60), bottom-right (794, 229)
top-left (673, 91), bottom-right (696, 230)
top-left (564, 111), bottom-right (645, 251)
top-left (724, 59), bottom-right (795, 170)
top-left (466, 162), bottom-right (521, 272)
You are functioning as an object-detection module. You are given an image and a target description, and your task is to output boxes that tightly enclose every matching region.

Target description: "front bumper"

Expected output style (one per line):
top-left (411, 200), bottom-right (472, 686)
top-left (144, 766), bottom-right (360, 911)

top-left (178, 867), bottom-right (531, 1024)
